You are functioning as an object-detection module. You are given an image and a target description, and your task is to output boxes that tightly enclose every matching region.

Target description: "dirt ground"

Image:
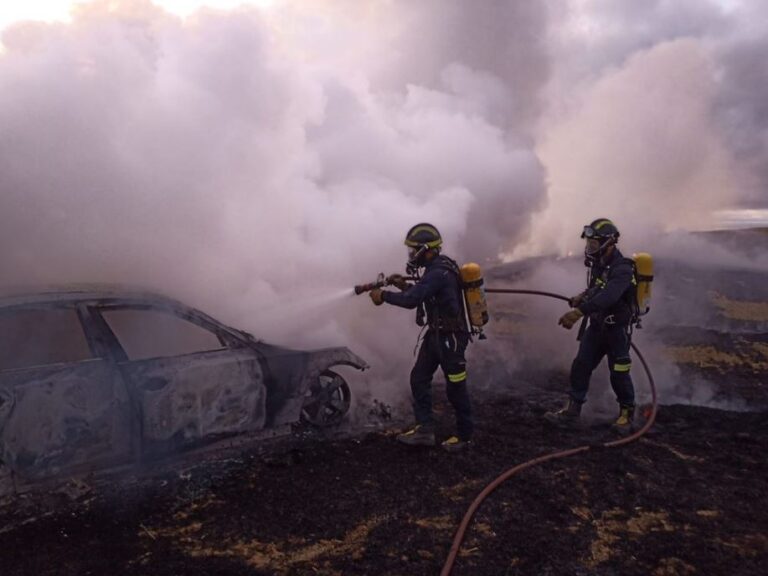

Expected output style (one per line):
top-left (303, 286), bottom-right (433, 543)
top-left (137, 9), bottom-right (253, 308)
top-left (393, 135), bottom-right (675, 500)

top-left (1, 375), bottom-right (766, 576)
top-left (2, 251), bottom-right (768, 575)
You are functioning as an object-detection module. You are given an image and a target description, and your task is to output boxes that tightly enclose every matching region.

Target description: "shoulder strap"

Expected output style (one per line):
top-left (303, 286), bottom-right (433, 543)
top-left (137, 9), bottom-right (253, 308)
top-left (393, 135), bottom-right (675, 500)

top-left (606, 257), bottom-right (636, 277)
top-left (433, 255), bottom-right (461, 277)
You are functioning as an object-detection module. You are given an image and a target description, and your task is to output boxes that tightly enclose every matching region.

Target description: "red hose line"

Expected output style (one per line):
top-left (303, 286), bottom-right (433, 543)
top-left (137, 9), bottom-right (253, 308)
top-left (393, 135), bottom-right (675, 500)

top-left (484, 288), bottom-right (571, 302)
top-left (440, 288), bottom-right (659, 576)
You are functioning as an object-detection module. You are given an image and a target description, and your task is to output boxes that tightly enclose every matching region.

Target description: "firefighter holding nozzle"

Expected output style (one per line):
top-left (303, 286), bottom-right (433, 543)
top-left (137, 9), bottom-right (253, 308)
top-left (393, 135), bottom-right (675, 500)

top-left (368, 223), bottom-right (474, 453)
top-left (546, 218), bottom-right (637, 433)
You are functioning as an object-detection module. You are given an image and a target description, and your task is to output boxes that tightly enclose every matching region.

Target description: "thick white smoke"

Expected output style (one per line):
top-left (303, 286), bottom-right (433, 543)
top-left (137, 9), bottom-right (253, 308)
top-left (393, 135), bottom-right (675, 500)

top-left (0, 1), bottom-right (550, 410)
top-left (1, 0), bottom-right (767, 411)
top-left (518, 0), bottom-right (768, 258)
top-left (526, 38), bottom-right (738, 255)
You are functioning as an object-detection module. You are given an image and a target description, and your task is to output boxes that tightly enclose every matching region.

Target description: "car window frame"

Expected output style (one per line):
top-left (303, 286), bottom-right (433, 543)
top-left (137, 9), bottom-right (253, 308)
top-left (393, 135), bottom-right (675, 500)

top-left (0, 303), bottom-right (103, 373)
top-left (89, 303), bottom-right (235, 363)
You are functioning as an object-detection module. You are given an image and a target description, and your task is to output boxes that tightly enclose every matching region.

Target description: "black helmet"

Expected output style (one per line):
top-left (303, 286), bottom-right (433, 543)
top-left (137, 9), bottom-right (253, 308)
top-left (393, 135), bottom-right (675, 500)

top-left (582, 218), bottom-right (619, 264)
top-left (404, 223), bottom-right (442, 272)
top-left (581, 218), bottom-right (620, 241)
top-left (404, 223), bottom-right (443, 249)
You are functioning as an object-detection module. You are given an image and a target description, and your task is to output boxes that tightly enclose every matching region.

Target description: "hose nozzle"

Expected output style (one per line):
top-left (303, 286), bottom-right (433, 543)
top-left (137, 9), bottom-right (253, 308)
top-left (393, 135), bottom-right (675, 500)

top-left (354, 272), bottom-right (418, 295)
top-left (354, 273), bottom-right (386, 295)
top-left (354, 283), bottom-right (374, 295)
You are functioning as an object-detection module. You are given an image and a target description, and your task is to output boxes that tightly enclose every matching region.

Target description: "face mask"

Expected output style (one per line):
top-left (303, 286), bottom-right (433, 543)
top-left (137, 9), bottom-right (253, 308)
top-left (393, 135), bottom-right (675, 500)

top-left (406, 245), bottom-right (427, 274)
top-left (584, 237), bottom-right (614, 264)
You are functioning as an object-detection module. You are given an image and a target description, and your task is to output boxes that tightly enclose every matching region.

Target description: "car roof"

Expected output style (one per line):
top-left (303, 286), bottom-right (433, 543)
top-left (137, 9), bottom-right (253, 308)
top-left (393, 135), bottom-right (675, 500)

top-left (0, 286), bottom-right (354, 362)
top-left (0, 285), bottom-right (257, 342)
top-left (0, 286), bottom-right (217, 322)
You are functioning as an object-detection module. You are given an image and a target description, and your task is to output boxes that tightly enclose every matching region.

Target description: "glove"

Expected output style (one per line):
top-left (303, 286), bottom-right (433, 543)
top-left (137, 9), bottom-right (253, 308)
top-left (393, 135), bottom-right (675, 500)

top-left (558, 308), bottom-right (584, 330)
top-left (387, 274), bottom-right (410, 291)
top-left (568, 292), bottom-right (586, 308)
top-left (369, 288), bottom-right (385, 306)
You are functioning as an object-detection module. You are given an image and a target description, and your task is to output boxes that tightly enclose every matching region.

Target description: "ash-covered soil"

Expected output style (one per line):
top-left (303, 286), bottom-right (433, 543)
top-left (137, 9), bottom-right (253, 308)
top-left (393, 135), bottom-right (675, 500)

top-left (1, 384), bottom-right (766, 576)
top-left (2, 238), bottom-right (768, 575)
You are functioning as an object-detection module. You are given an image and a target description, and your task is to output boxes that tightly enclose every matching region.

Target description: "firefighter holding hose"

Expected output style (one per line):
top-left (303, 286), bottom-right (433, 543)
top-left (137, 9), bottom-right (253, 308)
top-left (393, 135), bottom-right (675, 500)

top-left (546, 218), bottom-right (637, 433)
top-left (368, 223), bottom-right (474, 453)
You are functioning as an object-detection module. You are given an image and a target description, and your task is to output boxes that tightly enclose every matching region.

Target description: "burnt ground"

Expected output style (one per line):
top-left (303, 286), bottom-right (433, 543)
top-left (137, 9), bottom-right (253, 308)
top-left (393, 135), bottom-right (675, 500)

top-left (2, 240), bottom-right (768, 576)
top-left (0, 384), bottom-right (766, 576)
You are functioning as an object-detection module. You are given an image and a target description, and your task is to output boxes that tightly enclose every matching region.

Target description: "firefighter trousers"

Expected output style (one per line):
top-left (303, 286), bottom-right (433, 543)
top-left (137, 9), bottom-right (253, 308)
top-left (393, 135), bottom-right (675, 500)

top-left (410, 329), bottom-right (473, 441)
top-left (569, 321), bottom-right (635, 407)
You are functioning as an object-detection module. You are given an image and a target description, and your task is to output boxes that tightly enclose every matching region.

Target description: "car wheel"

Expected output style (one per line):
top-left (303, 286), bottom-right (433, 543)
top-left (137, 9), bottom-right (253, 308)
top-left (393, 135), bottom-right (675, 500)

top-left (300, 369), bottom-right (351, 427)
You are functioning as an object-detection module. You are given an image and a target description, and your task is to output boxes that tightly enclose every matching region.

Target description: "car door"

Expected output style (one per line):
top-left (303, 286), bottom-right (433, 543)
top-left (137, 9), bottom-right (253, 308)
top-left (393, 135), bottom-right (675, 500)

top-left (94, 305), bottom-right (267, 457)
top-left (0, 306), bottom-right (134, 485)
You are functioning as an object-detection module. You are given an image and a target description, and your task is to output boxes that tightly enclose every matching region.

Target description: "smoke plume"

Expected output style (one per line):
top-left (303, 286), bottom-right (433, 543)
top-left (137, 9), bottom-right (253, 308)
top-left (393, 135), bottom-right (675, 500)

top-left (515, 0), bottom-right (768, 258)
top-left (1, 0), bottom-right (767, 411)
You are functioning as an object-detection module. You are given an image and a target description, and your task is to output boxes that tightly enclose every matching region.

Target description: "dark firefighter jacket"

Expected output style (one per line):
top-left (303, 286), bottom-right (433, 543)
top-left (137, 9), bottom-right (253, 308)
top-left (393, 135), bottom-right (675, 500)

top-left (577, 248), bottom-right (636, 325)
top-left (381, 255), bottom-right (467, 332)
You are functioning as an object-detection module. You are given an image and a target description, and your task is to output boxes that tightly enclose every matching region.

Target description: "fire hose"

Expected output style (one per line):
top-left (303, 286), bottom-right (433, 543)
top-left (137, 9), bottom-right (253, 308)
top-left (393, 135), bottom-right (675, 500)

top-left (440, 288), bottom-right (658, 576)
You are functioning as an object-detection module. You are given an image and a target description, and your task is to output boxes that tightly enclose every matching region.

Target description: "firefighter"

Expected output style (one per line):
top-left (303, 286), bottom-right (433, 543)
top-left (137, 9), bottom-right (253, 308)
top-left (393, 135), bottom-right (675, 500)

top-left (545, 218), bottom-right (636, 433)
top-left (369, 223), bottom-right (473, 452)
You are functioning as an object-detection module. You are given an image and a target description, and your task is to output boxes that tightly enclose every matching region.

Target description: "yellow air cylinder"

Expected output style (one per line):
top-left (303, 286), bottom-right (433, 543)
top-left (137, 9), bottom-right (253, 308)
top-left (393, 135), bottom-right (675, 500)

top-left (632, 252), bottom-right (654, 315)
top-left (460, 263), bottom-right (489, 329)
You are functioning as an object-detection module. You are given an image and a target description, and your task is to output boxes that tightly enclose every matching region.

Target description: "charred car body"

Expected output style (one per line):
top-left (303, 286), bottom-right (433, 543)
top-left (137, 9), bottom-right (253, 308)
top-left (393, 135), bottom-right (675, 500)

top-left (0, 289), bottom-right (367, 496)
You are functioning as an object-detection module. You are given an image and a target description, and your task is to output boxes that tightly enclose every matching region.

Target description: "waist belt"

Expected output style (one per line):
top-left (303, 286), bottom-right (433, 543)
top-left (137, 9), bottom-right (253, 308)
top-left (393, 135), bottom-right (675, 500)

top-left (591, 312), bottom-right (631, 326)
top-left (429, 317), bottom-right (466, 332)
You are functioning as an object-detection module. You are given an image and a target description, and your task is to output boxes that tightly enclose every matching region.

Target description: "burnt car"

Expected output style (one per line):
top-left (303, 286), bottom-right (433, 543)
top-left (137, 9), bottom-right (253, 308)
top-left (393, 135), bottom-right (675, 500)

top-left (0, 289), bottom-right (367, 495)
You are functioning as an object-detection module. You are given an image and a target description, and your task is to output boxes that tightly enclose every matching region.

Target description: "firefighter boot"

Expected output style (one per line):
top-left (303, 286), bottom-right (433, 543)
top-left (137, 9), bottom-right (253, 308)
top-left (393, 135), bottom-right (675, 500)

top-left (396, 424), bottom-right (436, 446)
top-left (611, 404), bottom-right (635, 435)
top-left (441, 436), bottom-right (472, 453)
top-left (544, 399), bottom-right (582, 427)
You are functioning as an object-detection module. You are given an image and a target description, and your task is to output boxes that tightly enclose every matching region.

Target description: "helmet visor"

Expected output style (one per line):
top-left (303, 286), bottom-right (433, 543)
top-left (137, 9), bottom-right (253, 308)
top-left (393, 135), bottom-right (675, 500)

top-left (584, 238), bottom-right (602, 256)
top-left (581, 225), bottom-right (596, 239)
